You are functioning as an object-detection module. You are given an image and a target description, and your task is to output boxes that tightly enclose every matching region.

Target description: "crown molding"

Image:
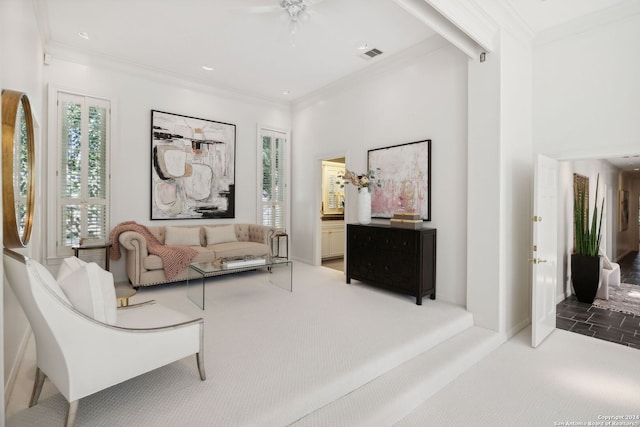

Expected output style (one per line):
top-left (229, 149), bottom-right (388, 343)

top-left (423, 0), bottom-right (499, 52)
top-left (394, 0), bottom-right (487, 58)
top-left (43, 42), bottom-right (292, 110)
top-left (31, 0), bottom-right (51, 48)
top-left (534, 0), bottom-right (640, 47)
top-left (292, 35), bottom-right (453, 111)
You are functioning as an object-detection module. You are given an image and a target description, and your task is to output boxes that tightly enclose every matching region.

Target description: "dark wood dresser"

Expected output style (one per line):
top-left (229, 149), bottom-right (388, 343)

top-left (346, 223), bottom-right (436, 305)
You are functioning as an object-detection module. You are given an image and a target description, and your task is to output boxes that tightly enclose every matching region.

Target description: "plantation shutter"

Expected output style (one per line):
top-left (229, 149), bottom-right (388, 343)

top-left (260, 130), bottom-right (286, 230)
top-left (57, 92), bottom-right (110, 253)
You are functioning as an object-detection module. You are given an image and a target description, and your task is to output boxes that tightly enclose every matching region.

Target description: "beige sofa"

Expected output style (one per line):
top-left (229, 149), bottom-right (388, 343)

top-left (117, 224), bottom-right (277, 286)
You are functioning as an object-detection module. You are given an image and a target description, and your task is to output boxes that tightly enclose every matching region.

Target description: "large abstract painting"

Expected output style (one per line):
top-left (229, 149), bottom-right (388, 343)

top-left (368, 140), bottom-right (431, 220)
top-left (151, 110), bottom-right (235, 220)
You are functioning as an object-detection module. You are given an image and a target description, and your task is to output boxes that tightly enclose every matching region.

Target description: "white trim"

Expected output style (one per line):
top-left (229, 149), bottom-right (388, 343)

top-left (534, 0), bottom-right (640, 47)
top-left (3, 328), bottom-right (31, 406)
top-left (314, 151), bottom-right (350, 267)
top-left (423, 0), bottom-right (499, 52)
top-left (47, 86), bottom-right (112, 263)
top-left (43, 43), bottom-right (290, 109)
top-left (293, 36), bottom-right (451, 110)
top-left (393, 0), bottom-right (485, 58)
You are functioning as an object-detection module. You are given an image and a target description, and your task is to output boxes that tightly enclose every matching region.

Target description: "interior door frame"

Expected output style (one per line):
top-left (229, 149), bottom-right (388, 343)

top-left (313, 150), bottom-right (350, 267)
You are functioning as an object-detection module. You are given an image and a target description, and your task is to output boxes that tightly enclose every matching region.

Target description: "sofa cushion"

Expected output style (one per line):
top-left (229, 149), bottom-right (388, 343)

top-left (205, 225), bottom-right (237, 245)
top-left (144, 246), bottom-right (213, 271)
top-left (165, 226), bottom-right (201, 246)
top-left (58, 262), bottom-right (117, 325)
top-left (213, 242), bottom-right (270, 259)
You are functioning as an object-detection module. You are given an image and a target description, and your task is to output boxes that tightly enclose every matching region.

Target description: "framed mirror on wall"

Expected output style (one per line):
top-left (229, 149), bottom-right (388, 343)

top-left (2, 89), bottom-right (36, 248)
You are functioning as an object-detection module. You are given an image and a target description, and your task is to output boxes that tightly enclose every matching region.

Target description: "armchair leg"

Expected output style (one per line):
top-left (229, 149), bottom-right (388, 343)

top-left (29, 367), bottom-right (46, 407)
top-left (65, 400), bottom-right (79, 427)
top-left (196, 352), bottom-right (206, 381)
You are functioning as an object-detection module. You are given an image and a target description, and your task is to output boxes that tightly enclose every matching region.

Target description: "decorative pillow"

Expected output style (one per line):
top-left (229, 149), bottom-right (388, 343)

top-left (29, 260), bottom-right (72, 305)
top-left (165, 226), bottom-right (201, 246)
top-left (205, 225), bottom-right (237, 246)
top-left (58, 262), bottom-right (117, 325)
top-left (57, 256), bottom-right (87, 281)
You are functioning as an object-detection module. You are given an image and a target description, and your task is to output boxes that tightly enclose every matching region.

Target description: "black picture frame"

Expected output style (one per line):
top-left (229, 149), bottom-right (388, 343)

top-left (150, 110), bottom-right (236, 220)
top-left (367, 139), bottom-right (431, 221)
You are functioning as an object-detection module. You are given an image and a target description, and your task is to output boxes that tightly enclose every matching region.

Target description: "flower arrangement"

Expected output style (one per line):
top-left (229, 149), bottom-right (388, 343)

top-left (340, 168), bottom-right (381, 193)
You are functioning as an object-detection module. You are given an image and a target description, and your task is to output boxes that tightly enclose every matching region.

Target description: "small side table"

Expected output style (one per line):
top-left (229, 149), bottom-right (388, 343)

top-left (115, 282), bottom-right (137, 307)
top-left (72, 242), bottom-right (112, 271)
top-left (271, 232), bottom-right (289, 259)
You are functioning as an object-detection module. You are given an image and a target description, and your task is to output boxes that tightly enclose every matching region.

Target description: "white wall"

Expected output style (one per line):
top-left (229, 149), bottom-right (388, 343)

top-left (533, 9), bottom-right (640, 301)
top-left (534, 12), bottom-right (640, 160)
top-left (467, 21), bottom-right (534, 337)
top-left (1, 0), bottom-right (46, 407)
top-left (292, 37), bottom-right (469, 306)
top-left (43, 55), bottom-right (292, 282)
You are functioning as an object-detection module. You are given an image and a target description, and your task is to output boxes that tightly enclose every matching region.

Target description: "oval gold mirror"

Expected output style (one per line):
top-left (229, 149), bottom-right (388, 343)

top-left (2, 90), bottom-right (35, 248)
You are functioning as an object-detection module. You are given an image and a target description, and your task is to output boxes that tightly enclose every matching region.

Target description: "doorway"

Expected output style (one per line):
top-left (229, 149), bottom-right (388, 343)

top-left (551, 158), bottom-right (640, 348)
top-left (320, 157), bottom-right (346, 272)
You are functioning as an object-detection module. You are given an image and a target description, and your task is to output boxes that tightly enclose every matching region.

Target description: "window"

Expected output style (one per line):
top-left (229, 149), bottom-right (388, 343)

top-left (56, 92), bottom-right (110, 255)
top-left (259, 128), bottom-right (288, 230)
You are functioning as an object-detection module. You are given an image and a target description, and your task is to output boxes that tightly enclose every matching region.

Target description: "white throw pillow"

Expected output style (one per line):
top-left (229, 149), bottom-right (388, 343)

top-left (58, 262), bottom-right (117, 325)
top-left (29, 260), bottom-right (72, 305)
top-left (165, 226), bottom-right (201, 246)
top-left (57, 256), bottom-right (87, 281)
top-left (205, 225), bottom-right (237, 246)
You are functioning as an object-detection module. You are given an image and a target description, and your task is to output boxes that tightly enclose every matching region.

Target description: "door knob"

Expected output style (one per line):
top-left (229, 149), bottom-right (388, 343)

top-left (528, 258), bottom-right (548, 264)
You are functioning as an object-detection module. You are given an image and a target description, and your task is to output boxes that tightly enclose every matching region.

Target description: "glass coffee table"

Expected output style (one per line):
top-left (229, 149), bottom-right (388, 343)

top-left (187, 257), bottom-right (292, 309)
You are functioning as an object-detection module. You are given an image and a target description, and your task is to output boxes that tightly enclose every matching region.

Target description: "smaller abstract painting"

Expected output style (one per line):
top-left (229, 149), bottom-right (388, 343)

top-left (619, 189), bottom-right (629, 232)
top-left (368, 140), bottom-right (431, 221)
top-left (151, 110), bottom-right (236, 220)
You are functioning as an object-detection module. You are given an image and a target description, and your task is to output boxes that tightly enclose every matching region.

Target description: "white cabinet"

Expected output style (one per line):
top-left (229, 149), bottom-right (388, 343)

top-left (321, 221), bottom-right (345, 259)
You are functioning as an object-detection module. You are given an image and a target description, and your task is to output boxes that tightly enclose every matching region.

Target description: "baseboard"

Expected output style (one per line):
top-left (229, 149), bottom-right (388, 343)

top-left (504, 318), bottom-right (530, 341)
top-left (4, 327), bottom-right (32, 405)
top-left (615, 250), bottom-right (633, 263)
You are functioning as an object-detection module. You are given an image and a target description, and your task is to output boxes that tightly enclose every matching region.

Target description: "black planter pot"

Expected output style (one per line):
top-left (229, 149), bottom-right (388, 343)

top-left (571, 254), bottom-right (602, 304)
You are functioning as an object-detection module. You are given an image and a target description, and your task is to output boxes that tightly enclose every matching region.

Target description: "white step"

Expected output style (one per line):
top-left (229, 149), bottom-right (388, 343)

top-left (291, 326), bottom-right (502, 427)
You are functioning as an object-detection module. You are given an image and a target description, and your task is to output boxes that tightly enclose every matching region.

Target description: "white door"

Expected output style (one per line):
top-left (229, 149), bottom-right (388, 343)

top-left (531, 154), bottom-right (558, 347)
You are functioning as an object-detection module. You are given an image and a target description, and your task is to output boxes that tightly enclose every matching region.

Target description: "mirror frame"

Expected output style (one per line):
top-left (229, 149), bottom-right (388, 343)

top-left (2, 89), bottom-right (35, 248)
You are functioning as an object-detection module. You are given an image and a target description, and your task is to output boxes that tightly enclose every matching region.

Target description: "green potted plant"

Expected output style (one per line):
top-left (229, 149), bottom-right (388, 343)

top-left (571, 174), bottom-right (604, 303)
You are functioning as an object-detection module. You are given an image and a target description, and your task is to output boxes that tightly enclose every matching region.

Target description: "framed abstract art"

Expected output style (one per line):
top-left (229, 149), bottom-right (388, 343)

top-left (150, 110), bottom-right (236, 220)
top-left (367, 139), bottom-right (431, 221)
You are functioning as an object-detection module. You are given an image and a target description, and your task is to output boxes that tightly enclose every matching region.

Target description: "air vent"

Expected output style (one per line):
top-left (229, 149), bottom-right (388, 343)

top-left (360, 48), bottom-right (383, 60)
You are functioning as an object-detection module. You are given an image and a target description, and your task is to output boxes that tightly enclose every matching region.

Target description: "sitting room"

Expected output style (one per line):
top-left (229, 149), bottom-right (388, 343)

top-left (2, 1), bottom-right (640, 426)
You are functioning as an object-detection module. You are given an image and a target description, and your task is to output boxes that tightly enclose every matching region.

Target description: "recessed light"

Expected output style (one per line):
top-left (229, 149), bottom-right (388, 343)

top-left (78, 32), bottom-right (90, 40)
top-left (201, 65), bottom-right (214, 71)
top-left (356, 42), bottom-right (369, 50)
top-left (282, 90), bottom-right (291, 95)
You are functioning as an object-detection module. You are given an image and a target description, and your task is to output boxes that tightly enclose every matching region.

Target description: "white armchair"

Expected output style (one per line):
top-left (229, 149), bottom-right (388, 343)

top-left (596, 250), bottom-right (621, 300)
top-left (3, 249), bottom-right (206, 427)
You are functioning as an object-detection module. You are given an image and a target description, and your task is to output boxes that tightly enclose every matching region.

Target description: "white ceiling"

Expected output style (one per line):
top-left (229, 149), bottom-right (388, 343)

top-left (37, 0), bottom-right (638, 172)
top-left (39, 0), bottom-right (438, 101)
top-left (37, 0), bottom-right (631, 101)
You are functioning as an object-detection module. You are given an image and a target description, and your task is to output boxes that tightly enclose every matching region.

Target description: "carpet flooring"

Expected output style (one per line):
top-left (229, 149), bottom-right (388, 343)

top-left (6, 262), bottom-right (472, 427)
top-left (395, 327), bottom-right (640, 427)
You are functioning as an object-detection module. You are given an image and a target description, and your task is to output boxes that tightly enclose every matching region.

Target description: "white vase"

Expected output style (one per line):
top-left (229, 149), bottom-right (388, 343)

top-left (358, 188), bottom-right (371, 225)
